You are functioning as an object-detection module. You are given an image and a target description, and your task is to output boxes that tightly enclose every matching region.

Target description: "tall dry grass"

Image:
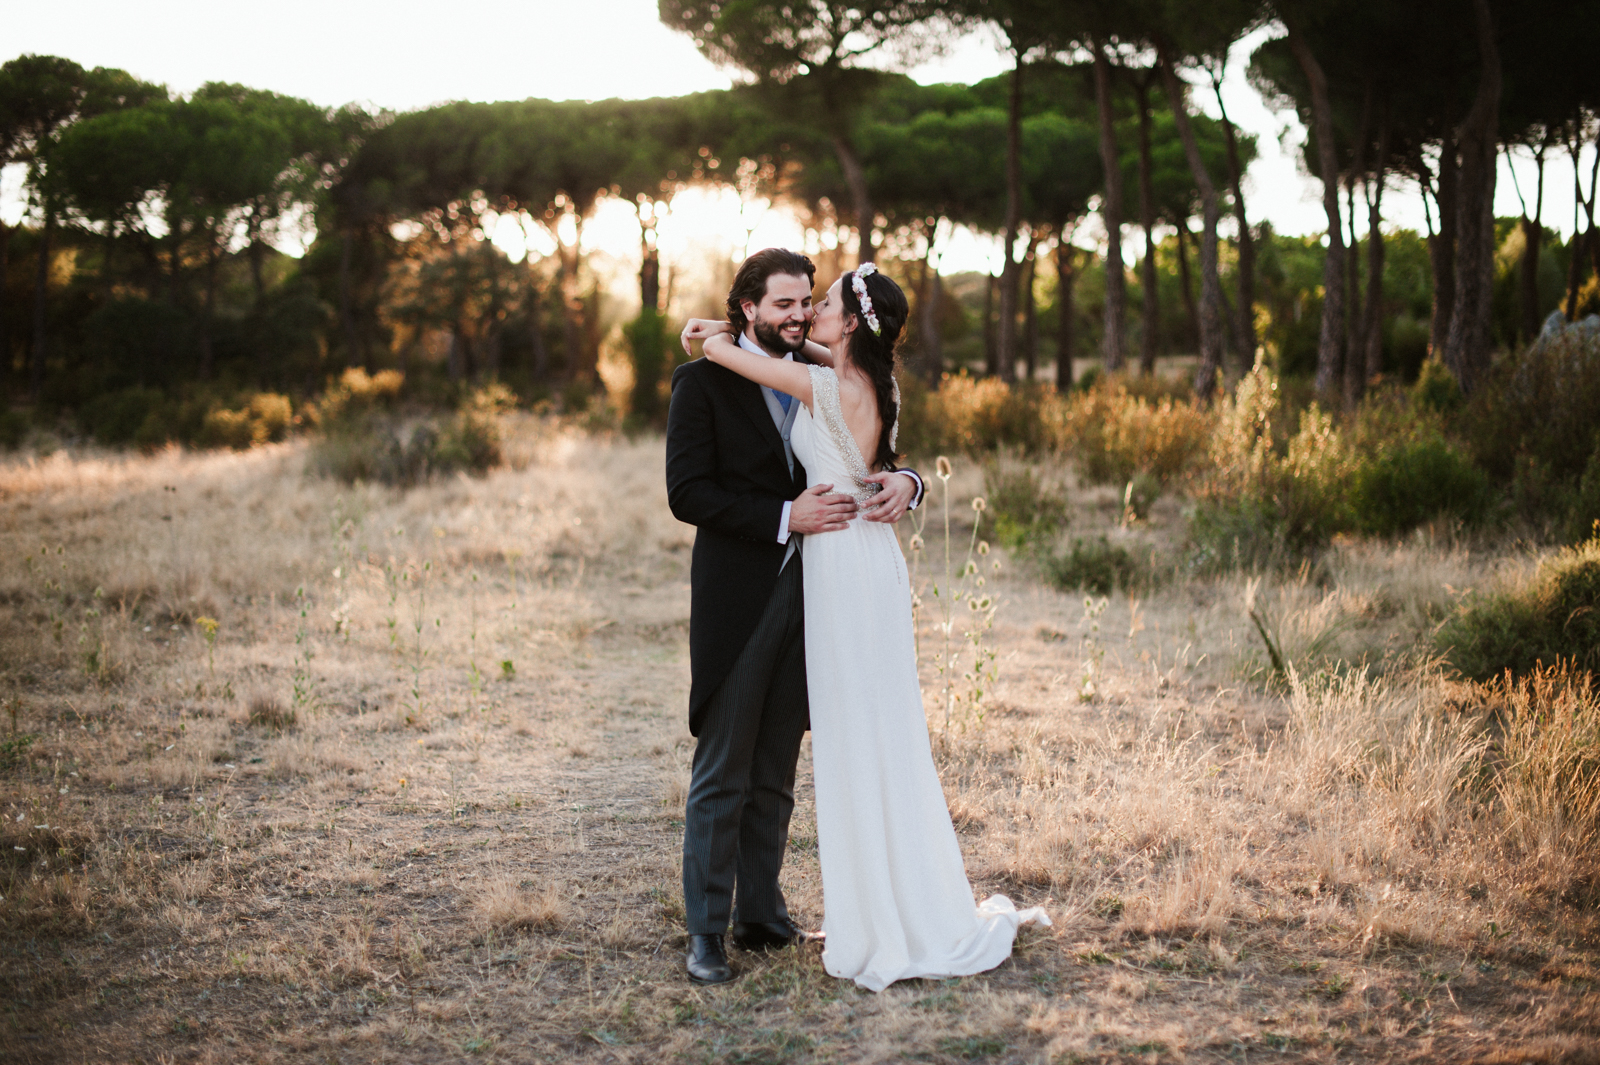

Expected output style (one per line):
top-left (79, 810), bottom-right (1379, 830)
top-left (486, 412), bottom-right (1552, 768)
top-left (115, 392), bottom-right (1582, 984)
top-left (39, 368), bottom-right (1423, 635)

top-left (2, 430), bottom-right (1598, 1062)
top-left (898, 372), bottom-right (1212, 486)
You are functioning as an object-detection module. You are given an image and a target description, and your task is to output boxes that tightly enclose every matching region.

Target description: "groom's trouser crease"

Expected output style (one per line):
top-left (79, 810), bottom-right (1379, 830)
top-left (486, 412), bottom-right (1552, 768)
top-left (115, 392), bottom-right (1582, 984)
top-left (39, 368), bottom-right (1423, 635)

top-left (682, 555), bottom-right (808, 935)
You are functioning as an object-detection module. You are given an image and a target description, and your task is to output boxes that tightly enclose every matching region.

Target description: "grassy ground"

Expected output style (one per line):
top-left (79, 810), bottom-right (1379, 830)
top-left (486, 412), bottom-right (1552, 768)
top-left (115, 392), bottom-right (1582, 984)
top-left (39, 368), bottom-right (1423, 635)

top-left (1, 426), bottom-right (1597, 1064)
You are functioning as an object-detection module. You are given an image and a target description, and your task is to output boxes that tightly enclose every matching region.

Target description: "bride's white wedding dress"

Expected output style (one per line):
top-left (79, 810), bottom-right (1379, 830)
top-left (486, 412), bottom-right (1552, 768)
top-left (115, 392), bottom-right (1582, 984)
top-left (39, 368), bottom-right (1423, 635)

top-left (790, 364), bottom-right (1050, 992)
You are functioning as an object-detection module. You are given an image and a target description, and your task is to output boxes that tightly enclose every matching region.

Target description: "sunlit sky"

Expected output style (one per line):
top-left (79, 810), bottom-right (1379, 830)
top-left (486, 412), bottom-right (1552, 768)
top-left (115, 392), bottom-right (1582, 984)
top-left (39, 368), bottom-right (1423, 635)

top-left (2, 0), bottom-right (1590, 281)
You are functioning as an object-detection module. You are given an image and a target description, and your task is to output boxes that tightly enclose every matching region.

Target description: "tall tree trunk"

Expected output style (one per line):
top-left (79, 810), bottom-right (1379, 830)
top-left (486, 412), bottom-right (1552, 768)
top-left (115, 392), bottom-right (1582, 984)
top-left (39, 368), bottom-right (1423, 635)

top-left (640, 247), bottom-right (661, 312)
top-left (526, 276), bottom-right (550, 380)
top-left (638, 204), bottom-right (661, 312)
top-left (581, 276), bottom-right (603, 382)
top-left (1056, 240), bottom-right (1077, 391)
top-left (1562, 136), bottom-right (1594, 322)
top-left (1158, 47), bottom-right (1224, 400)
top-left (1212, 70), bottom-right (1257, 371)
top-left (926, 266), bottom-right (945, 387)
top-left (1585, 148), bottom-right (1600, 304)
top-left (247, 209), bottom-right (266, 306)
top-left (337, 230), bottom-right (360, 369)
top-left (1591, 221), bottom-right (1600, 301)
top-left (830, 134), bottom-right (875, 265)
top-left (0, 219), bottom-right (10, 378)
top-left (1564, 229), bottom-right (1584, 322)
top-left (1443, 0), bottom-right (1502, 394)
top-left (1428, 141), bottom-right (1458, 356)
top-left (199, 242), bottom-right (220, 381)
top-left (1092, 39), bottom-right (1127, 371)
top-left (30, 212), bottom-right (53, 401)
top-left (1518, 144), bottom-right (1546, 343)
top-left (139, 234), bottom-right (163, 302)
top-left (996, 59), bottom-right (1024, 385)
top-left (982, 270), bottom-right (997, 375)
top-left (484, 328), bottom-right (501, 380)
top-left (1344, 179), bottom-right (1363, 406)
top-left (1363, 119), bottom-right (1388, 391)
top-left (917, 247), bottom-right (944, 387)
top-left (447, 324), bottom-right (464, 382)
top-left (99, 229), bottom-right (116, 303)
top-left (1343, 89), bottom-right (1371, 407)
top-left (1284, 21), bottom-right (1347, 396)
top-left (558, 238), bottom-right (586, 381)
top-left (167, 213), bottom-right (184, 305)
top-left (249, 241), bottom-right (266, 306)
top-left (1175, 223), bottom-right (1198, 350)
top-left (1022, 233), bottom-right (1040, 380)
top-left (1135, 75), bottom-right (1160, 375)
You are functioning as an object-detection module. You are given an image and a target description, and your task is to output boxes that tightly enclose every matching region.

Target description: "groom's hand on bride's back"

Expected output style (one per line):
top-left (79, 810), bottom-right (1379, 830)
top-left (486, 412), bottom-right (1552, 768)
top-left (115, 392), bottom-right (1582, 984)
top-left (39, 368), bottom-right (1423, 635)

top-left (789, 483), bottom-right (857, 534)
top-left (859, 471), bottom-right (918, 524)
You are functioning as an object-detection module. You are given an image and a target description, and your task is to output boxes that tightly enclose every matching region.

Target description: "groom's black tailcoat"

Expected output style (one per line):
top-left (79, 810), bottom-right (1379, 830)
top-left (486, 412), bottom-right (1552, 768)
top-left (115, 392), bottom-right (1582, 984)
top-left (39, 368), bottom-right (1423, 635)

top-left (666, 357), bottom-right (807, 736)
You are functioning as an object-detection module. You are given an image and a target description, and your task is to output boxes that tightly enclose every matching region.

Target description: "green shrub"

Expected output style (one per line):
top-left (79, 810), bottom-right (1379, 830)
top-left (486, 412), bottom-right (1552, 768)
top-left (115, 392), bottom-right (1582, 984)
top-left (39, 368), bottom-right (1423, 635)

top-left (1121, 472), bottom-right (1161, 523)
top-left (1565, 443), bottom-right (1600, 545)
top-left (625, 308), bottom-right (669, 426)
top-left (1192, 367), bottom-right (1353, 558)
top-left (1348, 435), bottom-right (1491, 536)
top-left (1412, 356), bottom-right (1463, 415)
top-left (307, 367), bottom-right (404, 427)
top-left (1057, 377), bottom-right (1212, 486)
top-left (1188, 365), bottom-right (1493, 564)
top-left (133, 407), bottom-right (173, 451)
top-left (1464, 330), bottom-right (1600, 490)
top-left (1184, 499), bottom-right (1289, 575)
top-left (199, 393), bottom-right (293, 450)
top-left (1436, 533), bottom-right (1600, 680)
top-left (81, 387), bottom-right (165, 445)
top-left (1041, 536), bottom-right (1142, 595)
top-left (309, 376), bottom-right (506, 487)
top-left (983, 459), bottom-right (1068, 551)
top-left (896, 373), bottom-right (1052, 455)
top-left (435, 407), bottom-right (502, 473)
top-left (312, 419), bottom-right (470, 486)
top-left (0, 409), bottom-right (27, 449)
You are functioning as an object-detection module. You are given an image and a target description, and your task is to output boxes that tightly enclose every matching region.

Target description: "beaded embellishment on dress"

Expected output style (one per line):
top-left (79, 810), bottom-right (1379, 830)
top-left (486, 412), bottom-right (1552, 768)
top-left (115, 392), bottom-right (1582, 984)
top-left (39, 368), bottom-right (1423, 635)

top-left (807, 364), bottom-right (882, 505)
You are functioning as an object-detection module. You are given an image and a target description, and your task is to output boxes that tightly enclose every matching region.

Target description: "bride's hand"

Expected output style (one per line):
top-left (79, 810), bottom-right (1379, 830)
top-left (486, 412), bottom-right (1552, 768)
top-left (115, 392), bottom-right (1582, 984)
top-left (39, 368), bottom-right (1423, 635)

top-left (681, 318), bottom-right (732, 357)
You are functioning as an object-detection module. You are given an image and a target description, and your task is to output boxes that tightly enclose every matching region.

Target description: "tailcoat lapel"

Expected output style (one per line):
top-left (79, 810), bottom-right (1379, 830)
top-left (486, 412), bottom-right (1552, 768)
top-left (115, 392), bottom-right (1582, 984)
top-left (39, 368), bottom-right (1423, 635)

top-left (732, 371), bottom-right (790, 472)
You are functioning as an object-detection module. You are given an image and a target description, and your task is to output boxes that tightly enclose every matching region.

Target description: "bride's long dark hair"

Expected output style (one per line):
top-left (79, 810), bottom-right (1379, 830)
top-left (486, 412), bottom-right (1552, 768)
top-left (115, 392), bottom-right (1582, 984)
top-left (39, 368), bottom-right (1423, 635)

top-left (840, 267), bottom-right (909, 471)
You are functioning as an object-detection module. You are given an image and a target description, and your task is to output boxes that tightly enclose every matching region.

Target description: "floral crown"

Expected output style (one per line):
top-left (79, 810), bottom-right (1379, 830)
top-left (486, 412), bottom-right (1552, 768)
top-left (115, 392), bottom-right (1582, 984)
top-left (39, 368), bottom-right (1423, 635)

top-left (850, 263), bottom-right (882, 337)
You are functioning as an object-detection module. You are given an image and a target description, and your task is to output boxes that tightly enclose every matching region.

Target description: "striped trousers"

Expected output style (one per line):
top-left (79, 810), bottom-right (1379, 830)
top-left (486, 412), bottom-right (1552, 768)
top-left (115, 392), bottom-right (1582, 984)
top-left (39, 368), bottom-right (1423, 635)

top-left (681, 555), bottom-right (808, 935)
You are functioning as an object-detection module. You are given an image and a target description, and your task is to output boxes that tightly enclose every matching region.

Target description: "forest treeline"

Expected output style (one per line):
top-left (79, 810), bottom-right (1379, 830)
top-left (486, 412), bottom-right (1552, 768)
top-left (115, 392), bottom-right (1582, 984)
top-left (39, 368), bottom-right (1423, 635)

top-left (0, 0), bottom-right (1598, 450)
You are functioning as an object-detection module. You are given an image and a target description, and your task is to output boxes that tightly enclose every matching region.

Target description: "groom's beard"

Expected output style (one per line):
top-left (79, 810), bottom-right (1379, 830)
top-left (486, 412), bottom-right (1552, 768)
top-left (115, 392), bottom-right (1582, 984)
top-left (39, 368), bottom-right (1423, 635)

top-left (753, 316), bottom-right (808, 355)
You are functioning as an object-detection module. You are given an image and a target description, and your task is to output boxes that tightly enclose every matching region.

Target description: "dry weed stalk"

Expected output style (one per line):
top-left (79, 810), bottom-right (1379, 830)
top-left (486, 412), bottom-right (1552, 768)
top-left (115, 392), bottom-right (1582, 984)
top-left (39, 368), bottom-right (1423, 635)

top-left (916, 456), bottom-right (1001, 736)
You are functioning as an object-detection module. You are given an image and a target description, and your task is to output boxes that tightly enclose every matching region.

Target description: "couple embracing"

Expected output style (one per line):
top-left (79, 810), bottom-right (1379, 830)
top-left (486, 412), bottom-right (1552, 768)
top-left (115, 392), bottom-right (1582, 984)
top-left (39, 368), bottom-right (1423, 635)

top-left (666, 249), bottom-right (1048, 992)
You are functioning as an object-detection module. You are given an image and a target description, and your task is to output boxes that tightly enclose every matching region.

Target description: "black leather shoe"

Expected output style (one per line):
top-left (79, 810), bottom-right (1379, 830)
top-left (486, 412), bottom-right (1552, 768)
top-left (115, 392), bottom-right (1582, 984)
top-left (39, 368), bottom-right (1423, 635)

top-left (686, 934), bottom-right (733, 984)
top-left (730, 919), bottom-right (823, 951)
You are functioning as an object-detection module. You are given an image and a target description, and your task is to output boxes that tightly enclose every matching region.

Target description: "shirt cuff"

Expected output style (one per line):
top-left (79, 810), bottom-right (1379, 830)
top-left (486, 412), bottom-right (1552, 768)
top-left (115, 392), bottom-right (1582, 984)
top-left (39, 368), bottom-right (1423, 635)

top-left (900, 469), bottom-right (924, 509)
top-left (777, 500), bottom-right (793, 544)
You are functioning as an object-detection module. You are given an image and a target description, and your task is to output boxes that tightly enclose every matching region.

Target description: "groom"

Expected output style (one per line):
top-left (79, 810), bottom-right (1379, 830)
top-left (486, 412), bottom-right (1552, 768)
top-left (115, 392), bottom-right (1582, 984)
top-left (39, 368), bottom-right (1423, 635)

top-left (665, 248), bottom-right (922, 984)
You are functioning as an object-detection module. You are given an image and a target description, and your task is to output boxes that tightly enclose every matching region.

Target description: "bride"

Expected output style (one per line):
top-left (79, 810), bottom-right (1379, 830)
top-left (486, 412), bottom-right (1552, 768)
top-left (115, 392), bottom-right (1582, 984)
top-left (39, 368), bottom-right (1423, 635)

top-left (680, 264), bottom-right (1049, 992)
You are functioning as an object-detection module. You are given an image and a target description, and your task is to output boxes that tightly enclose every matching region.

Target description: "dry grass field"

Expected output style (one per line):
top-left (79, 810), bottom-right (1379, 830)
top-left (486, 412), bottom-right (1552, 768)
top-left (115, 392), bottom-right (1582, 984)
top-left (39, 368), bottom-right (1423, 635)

top-left (2, 424), bottom-right (1597, 1064)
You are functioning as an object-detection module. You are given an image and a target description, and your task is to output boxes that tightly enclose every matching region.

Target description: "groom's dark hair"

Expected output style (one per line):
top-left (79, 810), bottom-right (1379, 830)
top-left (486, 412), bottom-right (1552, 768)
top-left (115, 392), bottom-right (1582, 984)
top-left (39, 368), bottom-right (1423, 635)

top-left (726, 248), bottom-right (816, 334)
